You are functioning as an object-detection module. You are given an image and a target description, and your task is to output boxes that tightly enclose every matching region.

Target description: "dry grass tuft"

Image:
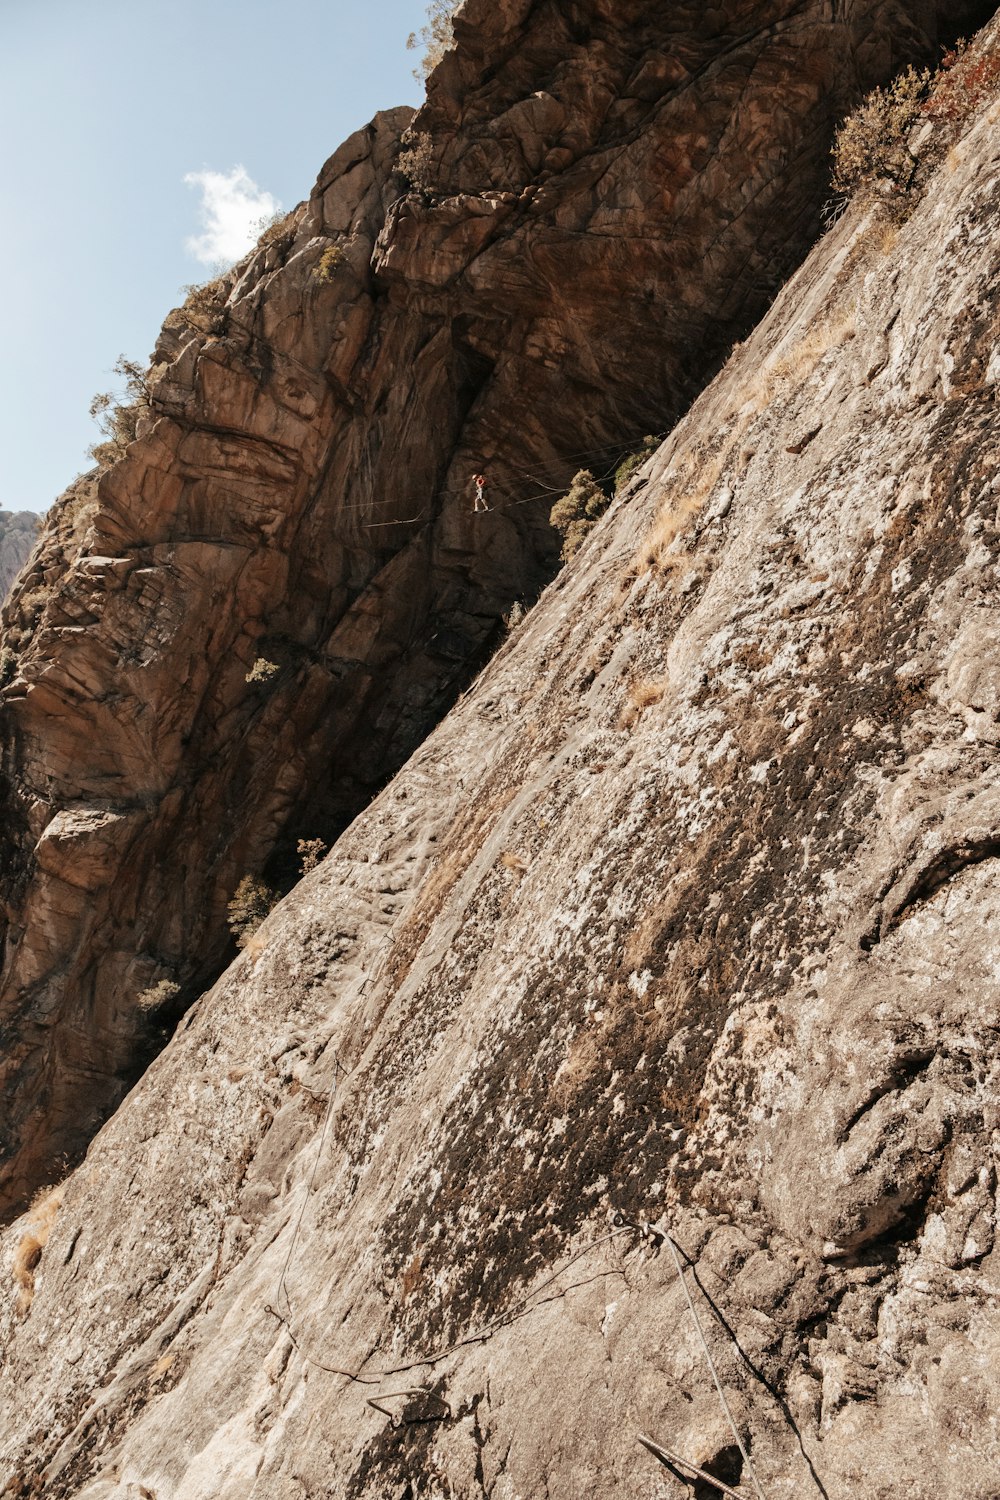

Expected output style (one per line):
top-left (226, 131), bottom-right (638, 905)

top-left (759, 306), bottom-right (857, 394)
top-left (639, 439), bottom-right (725, 572)
top-left (639, 304), bottom-right (856, 574)
top-left (619, 675), bottom-right (669, 729)
top-left (242, 931), bottom-right (270, 966)
top-left (12, 1184), bottom-right (65, 1316)
top-left (877, 221), bottom-right (900, 256)
top-left (640, 493), bottom-right (704, 573)
top-left (551, 1024), bottom-right (605, 1107)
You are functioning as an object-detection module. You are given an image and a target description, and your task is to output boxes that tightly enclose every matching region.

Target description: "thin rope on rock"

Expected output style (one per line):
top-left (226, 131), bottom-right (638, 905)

top-left (661, 1228), bottom-right (768, 1500)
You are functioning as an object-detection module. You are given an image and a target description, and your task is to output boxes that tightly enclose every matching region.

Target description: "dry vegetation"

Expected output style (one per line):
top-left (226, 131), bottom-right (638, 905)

top-left (550, 1022), bottom-right (606, 1109)
top-left (136, 978), bottom-right (181, 1014)
top-left (179, 278), bottom-right (229, 335)
top-left (297, 838), bottom-right (328, 874)
top-left (397, 129), bottom-right (436, 192)
top-left (254, 209), bottom-right (297, 249)
top-left (88, 356), bottom-right (150, 469)
top-left (639, 306), bottom-right (857, 573)
top-left (312, 244), bottom-right (346, 283)
top-left (618, 675), bottom-right (669, 729)
top-left (12, 1184), bottom-right (65, 1317)
top-left (832, 36), bottom-right (1000, 206)
top-left (246, 657), bottom-right (280, 685)
top-left (227, 875), bottom-right (279, 948)
top-left (406, 0), bottom-right (462, 81)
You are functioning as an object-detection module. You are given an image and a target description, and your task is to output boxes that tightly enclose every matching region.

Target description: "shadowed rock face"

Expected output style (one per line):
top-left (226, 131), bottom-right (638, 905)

top-left (0, 0), bottom-right (978, 1215)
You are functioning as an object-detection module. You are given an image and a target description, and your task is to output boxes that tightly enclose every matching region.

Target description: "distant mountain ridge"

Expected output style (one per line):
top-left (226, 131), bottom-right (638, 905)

top-left (0, 511), bottom-right (40, 600)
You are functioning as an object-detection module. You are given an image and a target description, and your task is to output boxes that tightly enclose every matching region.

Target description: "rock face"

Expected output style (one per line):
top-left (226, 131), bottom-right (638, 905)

top-left (0, 511), bottom-right (40, 602)
top-left (3, 13), bottom-right (1000, 1497)
top-left (0, 0), bottom-right (974, 1216)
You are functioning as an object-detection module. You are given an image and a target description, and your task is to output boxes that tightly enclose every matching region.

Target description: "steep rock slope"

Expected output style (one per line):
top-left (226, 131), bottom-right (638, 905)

top-left (3, 24), bottom-right (1000, 1497)
top-left (0, 0), bottom-right (968, 1217)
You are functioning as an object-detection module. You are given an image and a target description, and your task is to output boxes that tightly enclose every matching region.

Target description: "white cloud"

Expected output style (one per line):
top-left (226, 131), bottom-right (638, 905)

top-left (183, 165), bottom-right (282, 267)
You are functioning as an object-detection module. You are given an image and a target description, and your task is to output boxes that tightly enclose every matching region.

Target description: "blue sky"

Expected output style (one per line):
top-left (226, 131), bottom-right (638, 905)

top-left (0, 0), bottom-right (431, 512)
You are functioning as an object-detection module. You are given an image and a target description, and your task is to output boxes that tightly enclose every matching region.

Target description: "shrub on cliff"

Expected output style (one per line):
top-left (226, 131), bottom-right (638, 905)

top-left (297, 838), bottom-right (327, 874)
top-left (312, 245), bottom-right (345, 283)
top-left (833, 40), bottom-right (1000, 205)
top-left (614, 435), bottom-right (661, 494)
top-left (831, 66), bottom-right (930, 199)
top-left (227, 876), bottom-right (279, 948)
top-left (550, 470), bottom-right (609, 562)
top-left (180, 278), bottom-right (228, 335)
top-left (246, 657), bottom-right (280, 685)
top-left (88, 356), bottom-right (150, 468)
top-left (407, 0), bottom-right (461, 81)
top-left (253, 210), bottom-right (295, 249)
top-left (137, 978), bottom-right (181, 1014)
top-left (397, 130), bottom-right (436, 192)
top-left (924, 39), bottom-right (1000, 125)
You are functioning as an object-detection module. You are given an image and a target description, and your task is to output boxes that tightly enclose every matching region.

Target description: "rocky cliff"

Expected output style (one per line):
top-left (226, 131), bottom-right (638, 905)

top-left (2, 7), bottom-right (1000, 1497)
top-left (0, 0), bottom-right (974, 1218)
top-left (0, 511), bottom-right (40, 604)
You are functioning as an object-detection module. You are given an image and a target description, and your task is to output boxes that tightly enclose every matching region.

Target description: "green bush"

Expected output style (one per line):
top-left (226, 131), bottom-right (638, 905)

top-left (227, 875), bottom-right (279, 948)
top-left (614, 435), bottom-right (661, 494)
top-left (550, 470), bottom-right (609, 562)
top-left (313, 245), bottom-right (346, 283)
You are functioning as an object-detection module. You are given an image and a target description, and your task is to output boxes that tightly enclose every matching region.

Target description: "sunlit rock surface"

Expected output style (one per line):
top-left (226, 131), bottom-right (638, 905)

top-left (2, 11), bottom-right (1000, 1495)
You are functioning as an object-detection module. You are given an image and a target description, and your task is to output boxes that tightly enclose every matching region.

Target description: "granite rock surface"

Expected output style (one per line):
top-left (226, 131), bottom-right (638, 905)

top-left (0, 0), bottom-right (973, 1214)
top-left (2, 13), bottom-right (1000, 1497)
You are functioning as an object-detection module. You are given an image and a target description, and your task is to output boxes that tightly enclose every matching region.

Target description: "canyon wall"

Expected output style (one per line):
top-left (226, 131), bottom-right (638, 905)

top-left (2, 12), bottom-right (1000, 1497)
top-left (0, 0), bottom-right (970, 1215)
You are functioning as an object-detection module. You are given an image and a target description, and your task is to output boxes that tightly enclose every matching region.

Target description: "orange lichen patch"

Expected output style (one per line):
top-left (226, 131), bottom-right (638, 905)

top-left (12, 1183), bottom-right (65, 1317)
top-left (400, 1253), bottom-right (423, 1300)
